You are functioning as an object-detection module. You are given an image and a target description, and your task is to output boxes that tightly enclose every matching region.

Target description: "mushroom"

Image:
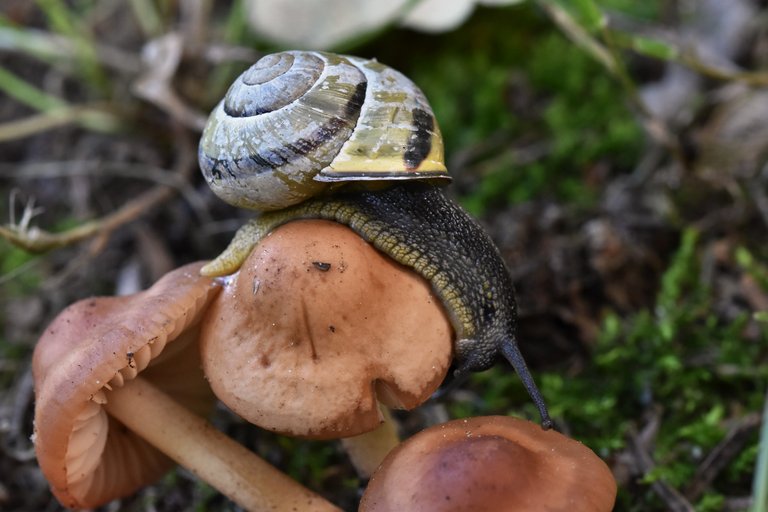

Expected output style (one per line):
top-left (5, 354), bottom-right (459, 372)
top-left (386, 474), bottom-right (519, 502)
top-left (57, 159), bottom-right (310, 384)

top-left (359, 415), bottom-right (617, 512)
top-left (33, 262), bottom-right (340, 511)
top-left (199, 220), bottom-right (454, 472)
top-left (339, 406), bottom-right (401, 478)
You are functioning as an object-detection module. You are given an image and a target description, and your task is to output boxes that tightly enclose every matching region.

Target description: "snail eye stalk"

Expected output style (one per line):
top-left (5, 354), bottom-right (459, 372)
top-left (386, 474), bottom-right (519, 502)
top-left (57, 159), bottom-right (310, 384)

top-left (500, 340), bottom-right (553, 430)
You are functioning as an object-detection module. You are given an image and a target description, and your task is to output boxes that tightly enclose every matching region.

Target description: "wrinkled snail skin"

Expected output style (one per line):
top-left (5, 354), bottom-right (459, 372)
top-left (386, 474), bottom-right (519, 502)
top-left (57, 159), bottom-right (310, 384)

top-left (199, 51), bottom-right (552, 429)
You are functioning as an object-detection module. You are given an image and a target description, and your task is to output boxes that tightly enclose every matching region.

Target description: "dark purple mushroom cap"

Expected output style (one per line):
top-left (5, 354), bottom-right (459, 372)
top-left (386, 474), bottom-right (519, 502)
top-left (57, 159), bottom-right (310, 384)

top-left (360, 415), bottom-right (617, 512)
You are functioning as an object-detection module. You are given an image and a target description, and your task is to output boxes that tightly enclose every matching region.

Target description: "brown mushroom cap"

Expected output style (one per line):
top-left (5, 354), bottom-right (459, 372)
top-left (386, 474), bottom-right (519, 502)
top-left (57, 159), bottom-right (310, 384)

top-left (360, 415), bottom-right (617, 512)
top-left (200, 219), bottom-right (453, 439)
top-left (33, 262), bottom-right (220, 508)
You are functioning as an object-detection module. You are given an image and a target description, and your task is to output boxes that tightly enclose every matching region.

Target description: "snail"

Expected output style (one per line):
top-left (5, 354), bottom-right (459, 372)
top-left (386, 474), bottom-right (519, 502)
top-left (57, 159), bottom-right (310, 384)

top-left (199, 51), bottom-right (552, 429)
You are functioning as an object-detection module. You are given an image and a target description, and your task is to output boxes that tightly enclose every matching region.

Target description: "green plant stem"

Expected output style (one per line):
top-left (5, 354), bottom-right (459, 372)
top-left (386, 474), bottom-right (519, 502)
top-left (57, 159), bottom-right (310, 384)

top-left (0, 65), bottom-right (65, 111)
top-left (536, 0), bottom-right (616, 75)
top-left (0, 65), bottom-right (120, 135)
top-left (0, 105), bottom-right (120, 141)
top-left (0, 26), bottom-right (141, 73)
top-left (34, 0), bottom-right (108, 90)
top-left (752, 391), bottom-right (768, 512)
top-left (128, 0), bottom-right (164, 37)
top-left (537, 0), bottom-right (687, 167)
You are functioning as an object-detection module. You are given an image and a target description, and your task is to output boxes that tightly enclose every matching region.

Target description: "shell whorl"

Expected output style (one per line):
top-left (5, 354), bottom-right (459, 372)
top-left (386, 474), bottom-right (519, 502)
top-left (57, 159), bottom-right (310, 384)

top-left (199, 51), bottom-right (449, 211)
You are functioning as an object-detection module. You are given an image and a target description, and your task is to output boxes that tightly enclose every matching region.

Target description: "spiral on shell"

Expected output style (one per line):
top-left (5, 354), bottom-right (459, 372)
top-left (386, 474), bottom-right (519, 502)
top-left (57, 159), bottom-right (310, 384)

top-left (199, 51), bottom-right (449, 211)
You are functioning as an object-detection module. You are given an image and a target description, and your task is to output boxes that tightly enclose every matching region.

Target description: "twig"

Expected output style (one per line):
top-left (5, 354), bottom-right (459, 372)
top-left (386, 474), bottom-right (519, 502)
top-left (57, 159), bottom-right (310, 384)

top-left (536, 0), bottom-right (616, 74)
top-left (133, 33), bottom-right (208, 131)
top-left (603, 12), bottom-right (768, 87)
top-left (31, 227), bottom-right (110, 294)
top-left (0, 26), bottom-right (142, 74)
top-left (0, 104), bottom-right (120, 141)
top-left (680, 51), bottom-right (768, 87)
top-left (536, 0), bottom-right (688, 170)
top-left (627, 418), bottom-right (696, 512)
top-left (0, 129), bottom-right (198, 253)
top-left (683, 413), bottom-right (761, 502)
top-left (0, 65), bottom-right (122, 136)
top-left (0, 185), bottom-right (174, 252)
top-left (0, 160), bottom-right (208, 219)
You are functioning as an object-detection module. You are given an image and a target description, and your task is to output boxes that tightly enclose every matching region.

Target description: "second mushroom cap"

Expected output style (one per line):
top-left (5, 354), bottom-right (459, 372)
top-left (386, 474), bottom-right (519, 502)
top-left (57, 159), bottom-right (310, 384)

top-left (360, 415), bottom-right (617, 512)
top-left (32, 262), bottom-right (219, 508)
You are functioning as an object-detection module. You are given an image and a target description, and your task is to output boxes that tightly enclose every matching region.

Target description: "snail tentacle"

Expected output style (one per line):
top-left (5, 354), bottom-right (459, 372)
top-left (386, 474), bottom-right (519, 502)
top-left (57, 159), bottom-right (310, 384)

top-left (499, 340), bottom-right (553, 430)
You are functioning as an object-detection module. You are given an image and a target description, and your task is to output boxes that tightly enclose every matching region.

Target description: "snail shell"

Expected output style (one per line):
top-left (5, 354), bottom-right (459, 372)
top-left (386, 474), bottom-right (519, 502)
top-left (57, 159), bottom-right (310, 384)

top-left (199, 51), bottom-right (450, 211)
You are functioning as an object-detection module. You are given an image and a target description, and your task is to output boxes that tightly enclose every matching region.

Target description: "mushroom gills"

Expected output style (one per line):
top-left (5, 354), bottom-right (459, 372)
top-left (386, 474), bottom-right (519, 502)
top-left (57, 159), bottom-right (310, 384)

top-left (32, 262), bottom-right (221, 508)
top-left (66, 402), bottom-right (109, 489)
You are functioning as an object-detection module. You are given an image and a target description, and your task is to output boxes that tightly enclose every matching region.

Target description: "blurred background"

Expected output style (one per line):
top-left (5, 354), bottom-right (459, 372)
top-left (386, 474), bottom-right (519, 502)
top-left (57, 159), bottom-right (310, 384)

top-left (1, 0), bottom-right (767, 510)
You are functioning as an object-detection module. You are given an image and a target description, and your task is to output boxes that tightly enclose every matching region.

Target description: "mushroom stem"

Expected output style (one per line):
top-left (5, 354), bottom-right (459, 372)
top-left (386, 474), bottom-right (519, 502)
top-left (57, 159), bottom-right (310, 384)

top-left (340, 406), bottom-right (400, 478)
top-left (104, 376), bottom-right (341, 512)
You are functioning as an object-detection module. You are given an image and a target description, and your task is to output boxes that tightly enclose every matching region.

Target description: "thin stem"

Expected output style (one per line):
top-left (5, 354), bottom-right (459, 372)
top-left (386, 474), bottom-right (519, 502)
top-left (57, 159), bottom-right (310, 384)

top-left (127, 0), bottom-right (164, 38)
top-left (105, 377), bottom-right (341, 512)
top-left (34, 0), bottom-right (108, 90)
top-left (0, 105), bottom-right (119, 141)
top-left (0, 26), bottom-right (142, 74)
top-left (751, 389), bottom-right (768, 512)
top-left (0, 64), bottom-right (66, 111)
top-left (0, 184), bottom-right (174, 252)
top-left (537, 0), bottom-right (688, 167)
top-left (340, 406), bottom-right (399, 478)
top-left (0, 129), bottom-right (197, 253)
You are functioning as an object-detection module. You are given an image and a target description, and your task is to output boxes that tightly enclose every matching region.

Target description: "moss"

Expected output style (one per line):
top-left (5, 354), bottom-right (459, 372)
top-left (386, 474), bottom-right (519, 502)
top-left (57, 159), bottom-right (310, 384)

top-left (355, 4), bottom-right (642, 213)
top-left (450, 228), bottom-right (767, 509)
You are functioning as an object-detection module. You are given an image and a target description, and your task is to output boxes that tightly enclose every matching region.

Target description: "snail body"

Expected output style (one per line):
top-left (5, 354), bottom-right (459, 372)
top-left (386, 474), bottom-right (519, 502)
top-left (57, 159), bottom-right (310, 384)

top-left (200, 51), bottom-right (551, 428)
